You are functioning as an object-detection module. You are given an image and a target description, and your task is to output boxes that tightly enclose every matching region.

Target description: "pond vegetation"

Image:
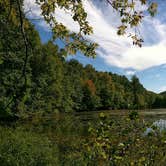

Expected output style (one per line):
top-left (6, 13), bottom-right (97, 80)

top-left (0, 111), bottom-right (166, 165)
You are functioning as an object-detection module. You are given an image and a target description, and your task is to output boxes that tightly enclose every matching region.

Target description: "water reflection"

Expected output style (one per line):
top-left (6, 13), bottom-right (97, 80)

top-left (153, 119), bottom-right (166, 131)
top-left (145, 119), bottom-right (166, 135)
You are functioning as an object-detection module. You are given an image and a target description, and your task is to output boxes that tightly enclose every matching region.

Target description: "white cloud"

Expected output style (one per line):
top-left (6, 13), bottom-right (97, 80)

top-left (109, 42), bottom-right (166, 70)
top-left (24, 0), bottom-right (166, 71)
top-left (125, 70), bottom-right (136, 76)
top-left (159, 86), bottom-right (166, 93)
top-left (24, 0), bottom-right (41, 18)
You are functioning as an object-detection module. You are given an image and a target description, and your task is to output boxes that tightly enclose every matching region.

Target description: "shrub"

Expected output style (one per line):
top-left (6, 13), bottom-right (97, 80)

top-left (84, 113), bottom-right (166, 165)
top-left (0, 127), bottom-right (58, 166)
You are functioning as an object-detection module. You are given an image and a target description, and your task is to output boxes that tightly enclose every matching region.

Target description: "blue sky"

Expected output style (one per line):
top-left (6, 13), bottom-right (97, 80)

top-left (24, 0), bottom-right (166, 93)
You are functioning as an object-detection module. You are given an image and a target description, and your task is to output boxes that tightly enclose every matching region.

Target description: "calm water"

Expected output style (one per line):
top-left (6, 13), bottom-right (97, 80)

top-left (20, 109), bottom-right (166, 135)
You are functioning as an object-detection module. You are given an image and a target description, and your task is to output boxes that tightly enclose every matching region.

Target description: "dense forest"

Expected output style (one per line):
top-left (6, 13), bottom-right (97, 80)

top-left (0, 0), bottom-right (165, 118)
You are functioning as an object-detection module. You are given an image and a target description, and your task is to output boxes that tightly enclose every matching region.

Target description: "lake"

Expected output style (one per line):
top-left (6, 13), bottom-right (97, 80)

top-left (19, 109), bottom-right (166, 141)
top-left (1, 109), bottom-right (166, 165)
top-left (21, 108), bottom-right (166, 127)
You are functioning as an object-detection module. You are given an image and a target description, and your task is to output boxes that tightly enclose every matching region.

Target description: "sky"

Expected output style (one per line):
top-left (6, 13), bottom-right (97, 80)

top-left (24, 0), bottom-right (166, 93)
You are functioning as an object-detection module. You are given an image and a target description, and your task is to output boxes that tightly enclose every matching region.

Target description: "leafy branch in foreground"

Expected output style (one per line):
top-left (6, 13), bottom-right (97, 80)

top-left (36, 0), bottom-right (157, 55)
top-left (36, 0), bottom-right (98, 57)
top-left (106, 0), bottom-right (157, 47)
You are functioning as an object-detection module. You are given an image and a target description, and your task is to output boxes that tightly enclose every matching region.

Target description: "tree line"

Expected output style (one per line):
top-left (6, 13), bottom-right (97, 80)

top-left (0, 0), bottom-right (164, 117)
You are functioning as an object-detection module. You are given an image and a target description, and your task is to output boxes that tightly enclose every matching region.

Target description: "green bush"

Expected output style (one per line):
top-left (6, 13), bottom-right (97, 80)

top-left (0, 127), bottom-right (58, 166)
top-left (84, 113), bottom-right (166, 165)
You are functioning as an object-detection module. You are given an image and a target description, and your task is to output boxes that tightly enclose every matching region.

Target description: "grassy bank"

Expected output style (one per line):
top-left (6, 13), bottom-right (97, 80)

top-left (0, 111), bottom-right (166, 165)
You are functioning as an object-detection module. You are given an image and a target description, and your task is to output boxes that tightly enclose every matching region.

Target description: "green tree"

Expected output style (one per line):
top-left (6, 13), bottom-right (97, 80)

top-left (29, 41), bottom-right (63, 112)
top-left (82, 79), bottom-right (100, 111)
top-left (131, 75), bottom-right (146, 109)
top-left (96, 72), bottom-right (114, 109)
top-left (0, 0), bottom-right (160, 116)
